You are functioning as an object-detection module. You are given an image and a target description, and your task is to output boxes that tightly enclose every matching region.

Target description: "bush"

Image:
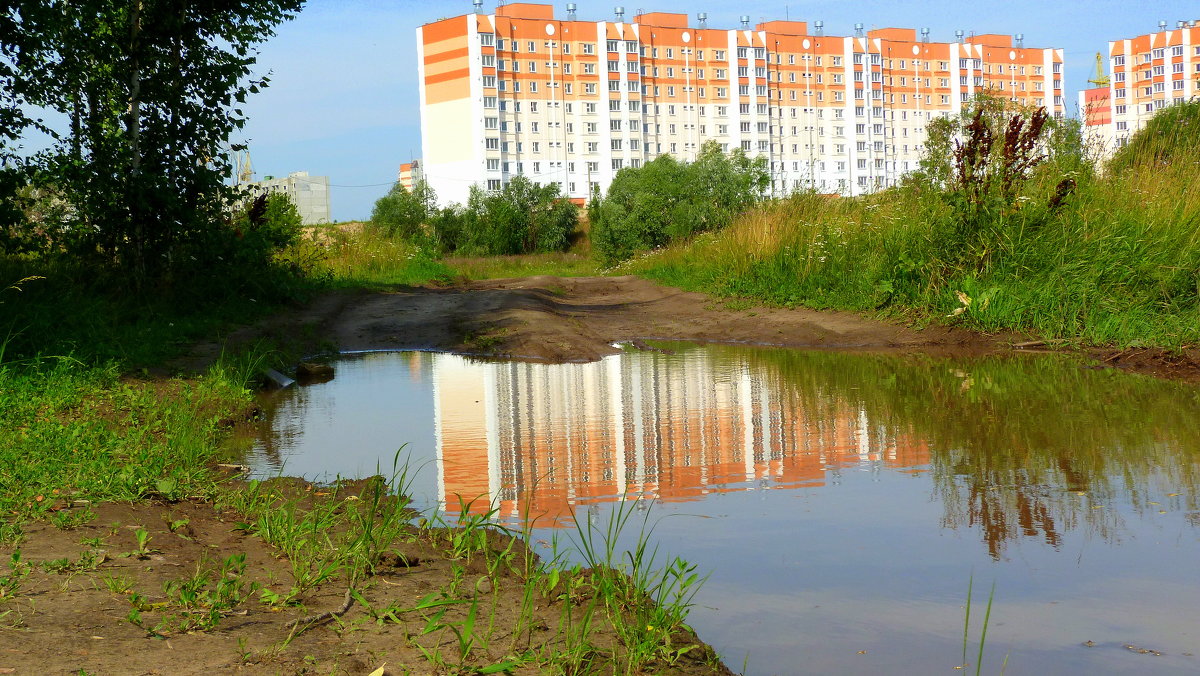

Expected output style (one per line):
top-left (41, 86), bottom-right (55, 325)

top-left (370, 179), bottom-right (436, 240)
top-left (589, 141), bottom-right (769, 264)
top-left (430, 176), bottom-right (578, 256)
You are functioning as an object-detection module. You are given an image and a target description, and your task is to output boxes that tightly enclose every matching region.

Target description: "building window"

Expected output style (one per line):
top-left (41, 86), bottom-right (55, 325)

top-left (487, 179), bottom-right (501, 191)
top-left (479, 33), bottom-right (494, 47)
top-left (607, 40), bottom-right (619, 52)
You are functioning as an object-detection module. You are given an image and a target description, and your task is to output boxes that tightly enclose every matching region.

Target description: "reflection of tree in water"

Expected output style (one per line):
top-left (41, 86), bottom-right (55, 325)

top-left (251, 384), bottom-right (317, 473)
top-left (734, 346), bottom-right (1200, 559)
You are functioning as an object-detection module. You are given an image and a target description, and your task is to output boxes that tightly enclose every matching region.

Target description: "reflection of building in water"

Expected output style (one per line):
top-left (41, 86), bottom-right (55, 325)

top-left (433, 350), bottom-right (930, 525)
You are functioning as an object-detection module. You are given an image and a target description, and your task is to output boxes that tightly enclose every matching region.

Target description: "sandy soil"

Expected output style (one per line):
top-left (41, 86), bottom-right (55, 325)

top-left (185, 274), bottom-right (1200, 382)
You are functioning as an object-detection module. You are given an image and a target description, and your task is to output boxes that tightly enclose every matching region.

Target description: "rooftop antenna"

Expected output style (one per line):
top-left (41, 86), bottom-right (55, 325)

top-left (473, 0), bottom-right (483, 14)
top-left (955, 29), bottom-right (964, 42)
top-left (614, 6), bottom-right (624, 22)
top-left (566, 2), bottom-right (576, 20)
top-left (1015, 32), bottom-right (1024, 47)
top-left (815, 20), bottom-right (824, 36)
top-left (740, 15), bottom-right (750, 29)
top-left (920, 27), bottom-right (929, 43)
top-left (697, 12), bottom-right (707, 28)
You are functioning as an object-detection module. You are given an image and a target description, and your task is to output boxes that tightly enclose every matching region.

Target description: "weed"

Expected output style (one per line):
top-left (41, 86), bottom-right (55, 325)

top-left (50, 507), bottom-right (96, 530)
top-left (156, 553), bottom-right (262, 633)
top-left (0, 551), bottom-right (31, 602)
top-left (961, 574), bottom-right (1005, 676)
top-left (127, 528), bottom-right (157, 559)
top-left (102, 573), bottom-right (134, 595)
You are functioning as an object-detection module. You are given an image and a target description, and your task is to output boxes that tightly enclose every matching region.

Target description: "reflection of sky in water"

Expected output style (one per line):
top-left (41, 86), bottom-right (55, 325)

top-left (244, 346), bottom-right (1200, 676)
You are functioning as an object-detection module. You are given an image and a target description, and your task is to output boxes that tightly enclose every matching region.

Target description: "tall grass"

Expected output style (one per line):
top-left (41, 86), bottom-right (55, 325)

top-left (313, 225), bottom-right (455, 288)
top-left (637, 101), bottom-right (1200, 348)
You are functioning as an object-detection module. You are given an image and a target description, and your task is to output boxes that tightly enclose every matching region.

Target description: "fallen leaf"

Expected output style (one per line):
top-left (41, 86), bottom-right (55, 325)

top-left (368, 665), bottom-right (386, 676)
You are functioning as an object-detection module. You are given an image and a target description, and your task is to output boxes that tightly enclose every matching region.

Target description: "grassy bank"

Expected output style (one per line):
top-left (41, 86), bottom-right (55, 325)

top-left (633, 102), bottom-right (1200, 349)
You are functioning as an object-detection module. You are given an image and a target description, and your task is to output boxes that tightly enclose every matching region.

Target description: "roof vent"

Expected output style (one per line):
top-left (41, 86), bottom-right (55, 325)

top-left (614, 6), bottom-right (624, 22)
top-left (1015, 32), bottom-right (1024, 47)
top-left (740, 15), bottom-right (750, 29)
top-left (854, 22), bottom-right (864, 37)
top-left (920, 27), bottom-right (930, 43)
top-left (697, 12), bottom-right (707, 28)
top-left (815, 20), bottom-right (824, 36)
top-left (1158, 20), bottom-right (1167, 31)
top-left (473, 0), bottom-right (483, 13)
top-left (955, 29), bottom-right (965, 42)
top-left (566, 3), bottom-right (576, 21)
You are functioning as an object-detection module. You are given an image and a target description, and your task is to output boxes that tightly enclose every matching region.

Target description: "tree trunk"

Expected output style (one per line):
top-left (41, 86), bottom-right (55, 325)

top-left (126, 0), bottom-right (143, 283)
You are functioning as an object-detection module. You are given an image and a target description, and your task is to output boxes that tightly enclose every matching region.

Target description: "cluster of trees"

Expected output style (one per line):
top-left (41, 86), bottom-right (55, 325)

top-left (1, 1), bottom-right (305, 293)
top-left (371, 176), bottom-right (578, 256)
top-left (588, 142), bottom-right (770, 264)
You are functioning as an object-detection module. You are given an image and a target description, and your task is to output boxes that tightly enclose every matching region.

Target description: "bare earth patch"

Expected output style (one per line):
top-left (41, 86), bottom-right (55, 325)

top-left (184, 274), bottom-right (1200, 382)
top-left (1, 482), bottom-right (729, 675)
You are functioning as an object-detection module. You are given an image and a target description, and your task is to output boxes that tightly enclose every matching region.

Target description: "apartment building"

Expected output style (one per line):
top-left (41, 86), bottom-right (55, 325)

top-left (243, 171), bottom-right (331, 225)
top-left (417, 3), bottom-right (1065, 204)
top-left (397, 160), bottom-right (422, 191)
top-left (432, 348), bottom-right (931, 527)
top-left (1081, 19), bottom-right (1200, 157)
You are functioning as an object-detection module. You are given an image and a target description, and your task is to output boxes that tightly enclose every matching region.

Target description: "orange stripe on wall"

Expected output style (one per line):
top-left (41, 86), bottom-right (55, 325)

top-left (425, 47), bottom-right (469, 65)
top-left (423, 15), bottom-right (468, 45)
top-left (426, 68), bottom-right (471, 85)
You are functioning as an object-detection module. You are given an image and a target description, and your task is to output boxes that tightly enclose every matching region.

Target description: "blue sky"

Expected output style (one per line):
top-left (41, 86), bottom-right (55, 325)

top-left (239, 0), bottom-right (1200, 220)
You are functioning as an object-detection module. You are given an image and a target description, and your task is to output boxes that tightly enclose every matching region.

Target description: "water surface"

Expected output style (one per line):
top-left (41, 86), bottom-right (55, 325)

top-left (244, 344), bottom-right (1200, 675)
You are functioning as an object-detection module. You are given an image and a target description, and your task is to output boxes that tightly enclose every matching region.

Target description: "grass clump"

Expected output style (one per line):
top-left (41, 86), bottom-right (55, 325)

top-left (636, 98), bottom-right (1200, 348)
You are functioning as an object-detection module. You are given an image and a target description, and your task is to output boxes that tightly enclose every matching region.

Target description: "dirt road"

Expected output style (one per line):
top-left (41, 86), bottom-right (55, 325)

top-left (189, 275), bottom-right (992, 365)
top-left (184, 274), bottom-right (1200, 381)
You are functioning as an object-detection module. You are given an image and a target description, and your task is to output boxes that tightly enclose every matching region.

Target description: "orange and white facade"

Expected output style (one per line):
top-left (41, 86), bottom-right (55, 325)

top-left (431, 349), bottom-right (931, 527)
top-left (1081, 20), bottom-right (1200, 158)
top-left (397, 160), bottom-right (422, 191)
top-left (417, 4), bottom-right (1065, 203)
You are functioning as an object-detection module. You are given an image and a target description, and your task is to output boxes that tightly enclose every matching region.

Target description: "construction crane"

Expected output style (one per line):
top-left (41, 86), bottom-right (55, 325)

top-left (231, 148), bottom-right (254, 186)
top-left (1088, 52), bottom-right (1110, 87)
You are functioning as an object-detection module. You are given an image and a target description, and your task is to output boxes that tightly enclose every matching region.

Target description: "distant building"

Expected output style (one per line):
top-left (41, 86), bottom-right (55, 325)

top-left (416, 3), bottom-right (1065, 205)
top-left (1081, 19), bottom-right (1200, 158)
top-left (245, 171), bottom-right (331, 225)
top-left (398, 160), bottom-right (423, 192)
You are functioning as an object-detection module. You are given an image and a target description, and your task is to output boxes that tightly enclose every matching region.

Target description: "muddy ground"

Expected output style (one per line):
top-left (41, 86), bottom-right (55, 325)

top-left (1, 481), bottom-right (728, 676)
top-left (187, 275), bottom-right (1200, 383)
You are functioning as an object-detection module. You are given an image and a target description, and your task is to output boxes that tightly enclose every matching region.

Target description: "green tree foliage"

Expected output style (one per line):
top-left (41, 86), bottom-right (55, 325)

top-left (370, 178), bottom-right (436, 240)
top-left (1, 0), bottom-right (304, 292)
top-left (589, 142), bottom-right (769, 264)
top-left (421, 176), bottom-right (578, 256)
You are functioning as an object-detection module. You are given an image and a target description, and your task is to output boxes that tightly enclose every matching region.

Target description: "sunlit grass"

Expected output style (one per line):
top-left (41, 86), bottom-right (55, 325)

top-left (635, 102), bottom-right (1200, 348)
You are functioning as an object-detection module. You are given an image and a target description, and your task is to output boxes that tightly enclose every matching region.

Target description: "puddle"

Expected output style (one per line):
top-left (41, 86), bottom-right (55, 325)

top-left (242, 343), bottom-right (1200, 675)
